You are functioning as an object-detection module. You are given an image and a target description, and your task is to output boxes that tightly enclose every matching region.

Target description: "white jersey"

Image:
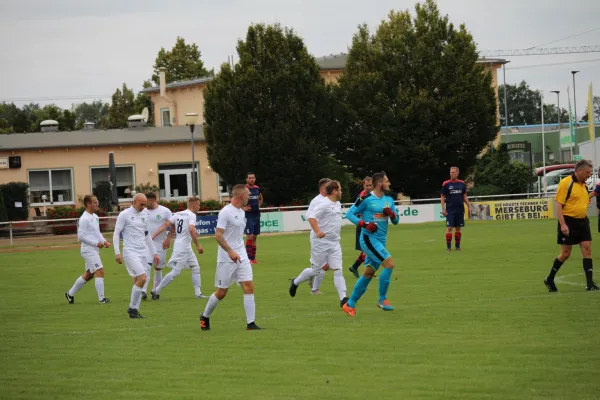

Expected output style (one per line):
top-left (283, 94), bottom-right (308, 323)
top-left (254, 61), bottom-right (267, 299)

top-left (78, 211), bottom-right (104, 253)
top-left (306, 194), bottom-right (326, 240)
top-left (146, 205), bottom-right (173, 247)
top-left (113, 206), bottom-right (156, 256)
top-left (170, 209), bottom-right (197, 253)
top-left (216, 204), bottom-right (248, 262)
top-left (310, 197), bottom-right (342, 244)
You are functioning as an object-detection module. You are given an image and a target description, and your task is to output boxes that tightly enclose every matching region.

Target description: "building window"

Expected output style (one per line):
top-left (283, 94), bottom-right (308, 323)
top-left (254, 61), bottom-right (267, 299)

top-left (218, 174), bottom-right (229, 196)
top-left (158, 163), bottom-right (199, 200)
top-left (90, 165), bottom-right (135, 201)
top-left (160, 108), bottom-right (171, 127)
top-left (28, 168), bottom-right (74, 205)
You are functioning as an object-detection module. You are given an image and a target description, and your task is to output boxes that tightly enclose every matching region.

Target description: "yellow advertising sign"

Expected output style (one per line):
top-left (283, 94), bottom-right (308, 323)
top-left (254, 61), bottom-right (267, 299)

top-left (469, 199), bottom-right (554, 221)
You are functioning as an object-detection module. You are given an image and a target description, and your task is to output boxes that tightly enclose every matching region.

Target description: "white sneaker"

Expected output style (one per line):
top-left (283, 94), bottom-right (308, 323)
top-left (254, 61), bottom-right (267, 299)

top-left (195, 294), bottom-right (209, 299)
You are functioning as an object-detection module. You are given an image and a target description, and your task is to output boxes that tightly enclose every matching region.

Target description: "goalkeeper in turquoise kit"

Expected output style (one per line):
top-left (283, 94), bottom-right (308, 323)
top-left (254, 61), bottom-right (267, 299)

top-left (342, 172), bottom-right (399, 316)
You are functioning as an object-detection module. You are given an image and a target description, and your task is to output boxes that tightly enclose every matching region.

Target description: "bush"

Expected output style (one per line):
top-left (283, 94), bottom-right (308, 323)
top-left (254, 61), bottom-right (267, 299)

top-left (47, 206), bottom-right (108, 235)
top-left (92, 181), bottom-right (112, 211)
top-left (0, 190), bottom-right (7, 222)
top-left (135, 182), bottom-right (160, 195)
top-left (0, 182), bottom-right (29, 221)
top-left (158, 200), bottom-right (224, 213)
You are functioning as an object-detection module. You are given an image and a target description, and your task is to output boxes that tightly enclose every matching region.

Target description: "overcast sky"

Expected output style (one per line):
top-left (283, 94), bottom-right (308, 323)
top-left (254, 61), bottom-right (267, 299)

top-left (0, 0), bottom-right (598, 120)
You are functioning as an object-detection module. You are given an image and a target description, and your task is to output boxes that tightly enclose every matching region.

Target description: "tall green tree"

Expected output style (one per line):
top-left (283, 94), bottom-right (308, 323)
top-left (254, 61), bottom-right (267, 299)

top-left (205, 23), bottom-right (335, 205)
top-left (0, 103), bottom-right (30, 133)
top-left (107, 84), bottom-right (136, 129)
top-left (469, 144), bottom-right (532, 195)
top-left (499, 81), bottom-right (569, 126)
top-left (333, 0), bottom-right (498, 197)
top-left (151, 37), bottom-right (213, 85)
top-left (30, 104), bottom-right (76, 132)
top-left (581, 96), bottom-right (600, 122)
top-left (72, 100), bottom-right (109, 129)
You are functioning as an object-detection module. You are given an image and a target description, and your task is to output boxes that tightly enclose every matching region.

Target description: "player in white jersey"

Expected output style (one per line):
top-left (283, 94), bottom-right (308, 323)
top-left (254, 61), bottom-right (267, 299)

top-left (289, 181), bottom-right (348, 306)
top-left (304, 178), bottom-right (331, 294)
top-left (141, 192), bottom-right (173, 300)
top-left (150, 197), bottom-right (207, 299)
top-left (200, 184), bottom-right (263, 331)
top-left (113, 193), bottom-right (159, 319)
top-left (65, 195), bottom-right (111, 304)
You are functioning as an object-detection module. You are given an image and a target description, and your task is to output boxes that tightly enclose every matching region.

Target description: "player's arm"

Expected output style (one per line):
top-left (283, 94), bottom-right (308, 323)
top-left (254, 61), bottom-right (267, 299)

top-left (463, 191), bottom-right (473, 213)
top-left (384, 203), bottom-right (400, 225)
top-left (112, 213), bottom-right (125, 256)
top-left (258, 192), bottom-right (264, 207)
top-left (440, 183), bottom-right (448, 216)
top-left (215, 227), bottom-right (240, 262)
top-left (189, 218), bottom-right (203, 254)
top-left (96, 222), bottom-right (110, 248)
top-left (589, 184), bottom-right (600, 198)
top-left (152, 219), bottom-right (173, 240)
top-left (308, 204), bottom-right (325, 237)
top-left (554, 179), bottom-right (569, 233)
top-left (345, 197), bottom-right (367, 225)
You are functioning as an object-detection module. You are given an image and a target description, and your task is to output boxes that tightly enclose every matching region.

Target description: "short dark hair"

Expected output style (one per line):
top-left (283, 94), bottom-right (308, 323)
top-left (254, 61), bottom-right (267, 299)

top-left (575, 160), bottom-right (593, 170)
top-left (363, 176), bottom-right (372, 183)
top-left (372, 172), bottom-right (386, 188)
top-left (187, 196), bottom-right (200, 204)
top-left (83, 194), bottom-right (97, 207)
top-left (247, 172), bottom-right (255, 177)
top-left (232, 184), bottom-right (248, 196)
top-left (325, 180), bottom-right (341, 195)
top-left (146, 192), bottom-right (157, 200)
top-left (318, 178), bottom-right (332, 191)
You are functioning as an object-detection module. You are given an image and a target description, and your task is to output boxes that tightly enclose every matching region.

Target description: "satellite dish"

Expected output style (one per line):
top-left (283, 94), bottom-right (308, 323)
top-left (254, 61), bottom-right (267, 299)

top-left (141, 107), bottom-right (149, 122)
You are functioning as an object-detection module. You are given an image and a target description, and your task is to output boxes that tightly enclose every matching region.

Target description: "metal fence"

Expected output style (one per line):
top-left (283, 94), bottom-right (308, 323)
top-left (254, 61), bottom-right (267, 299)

top-left (0, 192), bottom-right (559, 250)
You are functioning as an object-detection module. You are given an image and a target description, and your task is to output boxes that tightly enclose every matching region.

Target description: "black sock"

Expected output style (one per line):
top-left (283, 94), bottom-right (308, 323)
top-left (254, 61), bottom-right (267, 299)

top-left (548, 258), bottom-right (564, 280)
top-left (583, 258), bottom-right (594, 287)
top-left (350, 253), bottom-right (364, 270)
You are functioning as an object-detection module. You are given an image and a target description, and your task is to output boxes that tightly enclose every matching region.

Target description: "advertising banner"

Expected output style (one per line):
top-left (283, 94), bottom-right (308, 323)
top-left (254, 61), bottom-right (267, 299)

top-left (469, 199), bottom-right (554, 221)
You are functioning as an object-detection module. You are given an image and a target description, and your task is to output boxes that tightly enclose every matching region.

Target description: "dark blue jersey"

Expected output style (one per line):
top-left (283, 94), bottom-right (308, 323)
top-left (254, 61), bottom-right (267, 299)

top-left (245, 185), bottom-right (261, 217)
top-left (441, 179), bottom-right (467, 214)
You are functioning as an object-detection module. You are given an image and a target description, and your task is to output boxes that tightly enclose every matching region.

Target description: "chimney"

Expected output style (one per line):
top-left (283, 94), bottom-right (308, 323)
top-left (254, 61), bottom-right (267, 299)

top-left (128, 115), bottom-right (147, 128)
top-left (83, 122), bottom-right (95, 130)
top-left (159, 67), bottom-right (167, 98)
top-left (40, 120), bottom-right (59, 132)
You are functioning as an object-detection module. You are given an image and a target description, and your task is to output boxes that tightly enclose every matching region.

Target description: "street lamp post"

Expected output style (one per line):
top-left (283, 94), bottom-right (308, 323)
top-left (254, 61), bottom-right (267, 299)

top-left (571, 71), bottom-right (580, 123)
top-left (184, 113), bottom-right (199, 196)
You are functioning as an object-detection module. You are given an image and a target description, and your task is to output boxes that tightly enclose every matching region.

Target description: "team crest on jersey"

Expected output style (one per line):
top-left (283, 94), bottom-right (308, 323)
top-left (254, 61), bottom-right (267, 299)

top-left (156, 215), bottom-right (161, 220)
top-left (142, 218), bottom-right (145, 223)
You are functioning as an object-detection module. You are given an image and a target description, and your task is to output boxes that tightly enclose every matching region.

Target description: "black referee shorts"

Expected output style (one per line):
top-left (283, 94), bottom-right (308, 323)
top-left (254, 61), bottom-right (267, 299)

top-left (557, 216), bottom-right (592, 245)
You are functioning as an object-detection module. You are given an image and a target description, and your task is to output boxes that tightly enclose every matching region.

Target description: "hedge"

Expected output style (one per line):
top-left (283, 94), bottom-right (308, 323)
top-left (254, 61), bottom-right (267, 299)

top-left (47, 206), bottom-right (108, 235)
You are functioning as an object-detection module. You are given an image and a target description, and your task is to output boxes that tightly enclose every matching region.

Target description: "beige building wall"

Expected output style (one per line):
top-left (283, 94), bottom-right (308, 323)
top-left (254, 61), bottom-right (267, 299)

top-left (149, 84), bottom-right (207, 127)
top-left (320, 69), bottom-right (344, 84)
top-left (0, 142), bottom-right (223, 217)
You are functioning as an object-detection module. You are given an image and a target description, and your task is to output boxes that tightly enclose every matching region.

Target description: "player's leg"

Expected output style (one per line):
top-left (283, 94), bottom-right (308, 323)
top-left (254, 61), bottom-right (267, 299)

top-left (237, 261), bottom-right (262, 330)
top-left (445, 215), bottom-right (454, 251)
top-left (377, 255), bottom-right (395, 311)
top-left (578, 219), bottom-right (598, 290)
top-left (94, 267), bottom-right (109, 303)
top-left (245, 219), bottom-right (256, 262)
top-left (153, 267), bottom-right (163, 291)
top-left (343, 237), bottom-right (378, 316)
top-left (189, 253), bottom-right (208, 298)
top-left (141, 262), bottom-right (152, 300)
top-left (200, 262), bottom-right (235, 330)
top-left (65, 267), bottom-right (94, 304)
top-left (348, 226), bottom-right (365, 278)
top-left (123, 255), bottom-right (147, 318)
top-left (153, 249), bottom-right (166, 291)
top-left (289, 249), bottom-right (322, 297)
top-left (311, 268), bottom-right (326, 294)
top-left (251, 219), bottom-right (260, 263)
top-left (153, 266), bottom-right (182, 296)
top-left (545, 221), bottom-right (574, 292)
top-left (454, 213), bottom-right (465, 250)
top-left (328, 246), bottom-right (348, 307)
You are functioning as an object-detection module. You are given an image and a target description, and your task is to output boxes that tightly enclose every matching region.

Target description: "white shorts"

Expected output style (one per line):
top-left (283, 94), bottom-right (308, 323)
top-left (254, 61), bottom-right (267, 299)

top-left (122, 254), bottom-right (147, 278)
top-left (215, 260), bottom-right (253, 288)
top-left (167, 249), bottom-right (199, 270)
top-left (309, 242), bottom-right (342, 271)
top-left (146, 248), bottom-right (167, 269)
top-left (81, 252), bottom-right (103, 273)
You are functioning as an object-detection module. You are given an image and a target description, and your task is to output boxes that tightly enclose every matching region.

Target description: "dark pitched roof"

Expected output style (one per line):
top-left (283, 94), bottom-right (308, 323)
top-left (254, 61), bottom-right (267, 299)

top-left (140, 77), bottom-right (214, 94)
top-left (0, 126), bottom-right (204, 151)
top-left (315, 53), bottom-right (508, 70)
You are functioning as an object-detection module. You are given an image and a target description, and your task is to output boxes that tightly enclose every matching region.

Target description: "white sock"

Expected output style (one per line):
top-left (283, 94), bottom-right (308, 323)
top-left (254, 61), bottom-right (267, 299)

top-left (68, 277), bottom-right (87, 296)
top-left (94, 277), bottom-right (105, 300)
top-left (192, 266), bottom-right (201, 296)
top-left (156, 269), bottom-right (179, 294)
top-left (153, 269), bottom-right (163, 290)
top-left (333, 269), bottom-right (347, 300)
top-left (142, 264), bottom-right (152, 293)
top-left (130, 285), bottom-right (143, 310)
top-left (312, 270), bottom-right (326, 291)
top-left (243, 294), bottom-right (256, 324)
top-left (293, 268), bottom-right (318, 286)
top-left (202, 293), bottom-right (221, 318)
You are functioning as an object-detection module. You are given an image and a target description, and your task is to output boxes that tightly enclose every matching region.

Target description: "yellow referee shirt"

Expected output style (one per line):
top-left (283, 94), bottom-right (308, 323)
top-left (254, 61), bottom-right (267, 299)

top-left (555, 174), bottom-right (589, 219)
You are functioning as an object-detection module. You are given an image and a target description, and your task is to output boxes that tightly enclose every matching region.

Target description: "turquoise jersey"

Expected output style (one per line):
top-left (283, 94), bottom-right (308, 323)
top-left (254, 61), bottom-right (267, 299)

top-left (346, 191), bottom-right (399, 243)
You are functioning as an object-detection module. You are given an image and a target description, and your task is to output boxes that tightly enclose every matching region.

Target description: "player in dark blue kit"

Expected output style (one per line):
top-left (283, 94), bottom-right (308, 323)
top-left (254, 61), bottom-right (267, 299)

top-left (440, 167), bottom-right (473, 251)
top-left (244, 172), bottom-right (263, 264)
top-left (348, 176), bottom-right (372, 278)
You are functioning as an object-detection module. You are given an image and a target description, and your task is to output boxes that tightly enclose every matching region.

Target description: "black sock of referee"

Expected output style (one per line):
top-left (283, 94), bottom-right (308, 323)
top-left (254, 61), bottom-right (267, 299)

top-left (583, 258), bottom-right (594, 287)
top-left (547, 258), bottom-right (564, 281)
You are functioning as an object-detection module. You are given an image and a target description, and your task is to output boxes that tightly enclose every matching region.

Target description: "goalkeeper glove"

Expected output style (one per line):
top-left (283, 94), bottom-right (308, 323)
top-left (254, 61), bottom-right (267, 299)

top-left (383, 207), bottom-right (397, 220)
top-left (358, 220), bottom-right (378, 233)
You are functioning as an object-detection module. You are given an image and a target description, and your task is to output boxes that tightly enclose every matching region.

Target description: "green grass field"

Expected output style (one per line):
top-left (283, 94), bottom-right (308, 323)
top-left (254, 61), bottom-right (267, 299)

top-left (1, 219), bottom-right (599, 400)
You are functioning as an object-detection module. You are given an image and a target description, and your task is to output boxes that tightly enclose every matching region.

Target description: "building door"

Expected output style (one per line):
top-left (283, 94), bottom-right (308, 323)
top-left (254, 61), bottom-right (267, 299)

top-left (158, 163), bottom-right (199, 200)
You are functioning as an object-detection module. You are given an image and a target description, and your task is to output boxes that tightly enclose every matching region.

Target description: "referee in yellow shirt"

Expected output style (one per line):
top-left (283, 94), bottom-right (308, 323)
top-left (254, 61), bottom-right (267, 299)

top-left (544, 160), bottom-right (599, 292)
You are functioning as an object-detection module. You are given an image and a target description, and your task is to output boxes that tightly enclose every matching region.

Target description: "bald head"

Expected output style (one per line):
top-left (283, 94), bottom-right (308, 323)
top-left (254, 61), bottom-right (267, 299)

top-left (132, 193), bottom-right (148, 211)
